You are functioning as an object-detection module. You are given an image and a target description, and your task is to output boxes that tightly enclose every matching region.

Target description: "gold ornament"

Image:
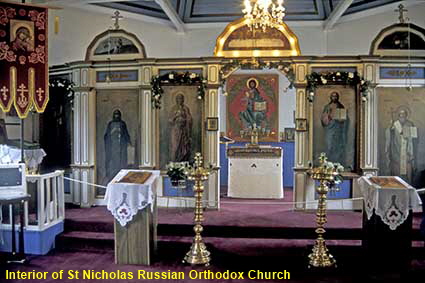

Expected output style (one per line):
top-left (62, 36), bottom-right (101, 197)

top-left (182, 153), bottom-right (212, 266)
top-left (307, 153), bottom-right (344, 268)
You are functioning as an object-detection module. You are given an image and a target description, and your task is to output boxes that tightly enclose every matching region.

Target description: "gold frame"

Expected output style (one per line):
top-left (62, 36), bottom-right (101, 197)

top-left (295, 118), bottom-right (308, 132)
top-left (308, 81), bottom-right (363, 174)
top-left (214, 18), bottom-right (301, 58)
top-left (284, 127), bottom-right (295, 142)
top-left (206, 117), bottom-right (219, 131)
top-left (155, 68), bottom-right (207, 172)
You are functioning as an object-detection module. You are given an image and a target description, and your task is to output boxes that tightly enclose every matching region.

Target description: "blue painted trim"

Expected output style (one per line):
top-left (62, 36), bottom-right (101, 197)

top-left (163, 177), bottom-right (195, 197)
top-left (314, 180), bottom-right (352, 200)
top-left (220, 142), bottom-right (295, 188)
top-left (380, 67), bottom-right (425, 79)
top-left (0, 222), bottom-right (64, 255)
top-left (96, 70), bottom-right (139, 82)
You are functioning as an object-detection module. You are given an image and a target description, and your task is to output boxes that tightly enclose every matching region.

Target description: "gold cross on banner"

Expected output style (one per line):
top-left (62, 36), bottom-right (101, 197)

top-left (36, 88), bottom-right (44, 102)
top-left (0, 86), bottom-right (8, 100)
top-left (395, 4), bottom-right (408, 23)
top-left (18, 84), bottom-right (28, 98)
top-left (112, 10), bottom-right (123, 30)
top-left (17, 84), bottom-right (29, 108)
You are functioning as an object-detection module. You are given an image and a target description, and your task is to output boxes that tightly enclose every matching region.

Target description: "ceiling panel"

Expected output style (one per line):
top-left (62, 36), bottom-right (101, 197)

top-left (184, 0), bottom-right (326, 23)
top-left (91, 0), bottom-right (406, 24)
top-left (327, 0), bottom-right (400, 15)
top-left (94, 0), bottom-right (182, 20)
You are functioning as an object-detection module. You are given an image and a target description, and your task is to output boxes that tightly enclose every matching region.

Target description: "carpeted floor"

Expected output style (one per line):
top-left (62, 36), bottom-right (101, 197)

top-left (1, 193), bottom-right (424, 282)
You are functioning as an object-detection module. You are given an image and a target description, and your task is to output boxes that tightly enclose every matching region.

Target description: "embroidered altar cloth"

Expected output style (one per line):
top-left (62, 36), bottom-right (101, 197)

top-left (105, 169), bottom-right (159, 227)
top-left (358, 176), bottom-right (421, 230)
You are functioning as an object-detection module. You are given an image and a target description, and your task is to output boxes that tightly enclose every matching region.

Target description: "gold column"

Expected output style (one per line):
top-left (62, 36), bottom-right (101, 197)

top-left (183, 153), bottom-right (211, 266)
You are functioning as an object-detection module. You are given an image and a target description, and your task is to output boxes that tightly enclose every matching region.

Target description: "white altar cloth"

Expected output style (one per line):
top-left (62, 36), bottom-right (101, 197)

top-left (228, 147), bottom-right (283, 199)
top-left (358, 176), bottom-right (422, 230)
top-left (105, 170), bottom-right (160, 227)
top-left (0, 144), bottom-right (46, 170)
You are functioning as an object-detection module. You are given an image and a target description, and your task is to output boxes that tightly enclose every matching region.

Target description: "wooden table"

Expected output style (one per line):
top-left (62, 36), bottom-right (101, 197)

top-left (105, 170), bottom-right (159, 265)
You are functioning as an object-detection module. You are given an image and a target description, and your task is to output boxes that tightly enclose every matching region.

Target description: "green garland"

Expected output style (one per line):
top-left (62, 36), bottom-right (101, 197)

top-left (220, 59), bottom-right (295, 89)
top-left (151, 72), bottom-right (207, 109)
top-left (306, 71), bottom-right (372, 102)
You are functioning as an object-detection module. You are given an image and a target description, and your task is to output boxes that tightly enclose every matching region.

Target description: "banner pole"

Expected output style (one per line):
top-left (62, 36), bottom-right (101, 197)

top-left (20, 118), bottom-right (24, 163)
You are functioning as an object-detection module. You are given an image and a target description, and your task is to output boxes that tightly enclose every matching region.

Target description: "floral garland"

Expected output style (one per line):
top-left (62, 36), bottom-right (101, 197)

top-left (151, 72), bottom-right (207, 109)
top-left (220, 59), bottom-right (295, 90)
top-left (306, 71), bottom-right (372, 102)
top-left (49, 78), bottom-right (74, 97)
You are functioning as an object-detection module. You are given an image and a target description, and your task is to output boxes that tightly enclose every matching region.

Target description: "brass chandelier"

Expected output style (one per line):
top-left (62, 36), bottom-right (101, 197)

top-left (243, 0), bottom-right (286, 31)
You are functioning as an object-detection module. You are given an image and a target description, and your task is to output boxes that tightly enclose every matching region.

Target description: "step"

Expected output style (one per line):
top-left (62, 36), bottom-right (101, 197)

top-left (56, 231), bottom-right (114, 252)
top-left (65, 219), bottom-right (114, 233)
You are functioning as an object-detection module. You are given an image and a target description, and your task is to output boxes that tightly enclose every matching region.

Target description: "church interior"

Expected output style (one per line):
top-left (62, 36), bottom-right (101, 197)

top-left (0, 0), bottom-right (425, 282)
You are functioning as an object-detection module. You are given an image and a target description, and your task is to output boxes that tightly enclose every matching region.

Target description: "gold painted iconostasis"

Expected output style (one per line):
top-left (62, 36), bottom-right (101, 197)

top-left (50, 19), bottom-right (425, 210)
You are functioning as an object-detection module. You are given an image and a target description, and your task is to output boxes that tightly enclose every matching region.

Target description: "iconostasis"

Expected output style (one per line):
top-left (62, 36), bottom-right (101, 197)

top-left (49, 18), bottom-right (425, 210)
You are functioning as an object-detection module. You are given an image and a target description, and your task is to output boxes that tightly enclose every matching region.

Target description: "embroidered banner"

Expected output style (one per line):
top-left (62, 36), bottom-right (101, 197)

top-left (0, 2), bottom-right (48, 118)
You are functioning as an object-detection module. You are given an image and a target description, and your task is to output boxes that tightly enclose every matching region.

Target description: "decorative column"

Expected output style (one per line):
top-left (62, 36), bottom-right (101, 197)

top-left (354, 58), bottom-right (379, 209)
top-left (360, 58), bottom-right (379, 175)
top-left (293, 61), bottom-right (310, 210)
top-left (140, 64), bottom-right (156, 169)
top-left (205, 60), bottom-right (221, 209)
top-left (70, 65), bottom-right (96, 208)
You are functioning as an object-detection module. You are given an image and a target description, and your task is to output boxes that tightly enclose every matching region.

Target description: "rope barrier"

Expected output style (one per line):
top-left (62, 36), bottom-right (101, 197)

top-left (64, 177), bottom-right (107, 189)
top-left (64, 177), bottom-right (366, 206)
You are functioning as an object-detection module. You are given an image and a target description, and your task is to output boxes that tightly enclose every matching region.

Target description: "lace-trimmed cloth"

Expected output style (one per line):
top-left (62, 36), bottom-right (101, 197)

top-left (358, 176), bottom-right (422, 230)
top-left (0, 144), bottom-right (46, 170)
top-left (104, 170), bottom-right (160, 227)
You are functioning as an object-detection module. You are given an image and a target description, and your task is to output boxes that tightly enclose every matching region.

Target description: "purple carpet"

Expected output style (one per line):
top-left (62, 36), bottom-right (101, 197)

top-left (1, 193), bottom-right (424, 282)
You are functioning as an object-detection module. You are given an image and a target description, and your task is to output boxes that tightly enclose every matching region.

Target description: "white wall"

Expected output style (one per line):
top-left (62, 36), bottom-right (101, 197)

top-left (48, 4), bottom-right (425, 66)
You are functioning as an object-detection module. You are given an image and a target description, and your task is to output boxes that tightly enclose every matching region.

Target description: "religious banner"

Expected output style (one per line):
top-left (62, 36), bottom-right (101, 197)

top-left (0, 2), bottom-right (48, 118)
top-left (226, 74), bottom-right (279, 142)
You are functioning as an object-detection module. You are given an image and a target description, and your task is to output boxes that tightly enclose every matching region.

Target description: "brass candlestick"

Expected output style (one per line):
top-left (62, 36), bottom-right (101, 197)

top-left (307, 153), bottom-right (344, 268)
top-left (182, 152), bottom-right (212, 266)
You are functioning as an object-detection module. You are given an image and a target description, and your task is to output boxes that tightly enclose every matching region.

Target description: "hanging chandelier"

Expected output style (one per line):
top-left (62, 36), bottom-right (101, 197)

top-left (243, 0), bottom-right (286, 31)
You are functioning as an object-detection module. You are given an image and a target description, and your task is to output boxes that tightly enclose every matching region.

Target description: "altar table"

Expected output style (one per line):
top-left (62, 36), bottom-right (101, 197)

top-left (227, 146), bottom-right (283, 199)
top-left (105, 170), bottom-right (160, 265)
top-left (358, 176), bottom-right (422, 273)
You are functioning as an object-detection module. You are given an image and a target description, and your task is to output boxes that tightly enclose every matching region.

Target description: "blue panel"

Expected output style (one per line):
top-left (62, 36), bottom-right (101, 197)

top-left (0, 168), bottom-right (22, 186)
top-left (163, 177), bottom-right (195, 197)
top-left (315, 180), bottom-right (352, 200)
top-left (0, 222), bottom-right (64, 255)
top-left (96, 70), bottom-right (138, 82)
top-left (220, 142), bottom-right (295, 189)
top-left (380, 67), bottom-right (425, 79)
top-left (64, 172), bottom-right (71, 194)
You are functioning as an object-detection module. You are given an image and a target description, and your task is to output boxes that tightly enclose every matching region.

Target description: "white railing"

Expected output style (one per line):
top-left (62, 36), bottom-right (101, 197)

top-left (25, 170), bottom-right (65, 231)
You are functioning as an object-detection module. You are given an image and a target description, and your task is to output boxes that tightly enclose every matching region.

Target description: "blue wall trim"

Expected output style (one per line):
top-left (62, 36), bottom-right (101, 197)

top-left (314, 180), bottom-right (352, 200)
top-left (96, 70), bottom-right (139, 82)
top-left (380, 67), bottom-right (425, 79)
top-left (163, 177), bottom-right (195, 197)
top-left (220, 142), bottom-right (295, 188)
top-left (0, 222), bottom-right (64, 255)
